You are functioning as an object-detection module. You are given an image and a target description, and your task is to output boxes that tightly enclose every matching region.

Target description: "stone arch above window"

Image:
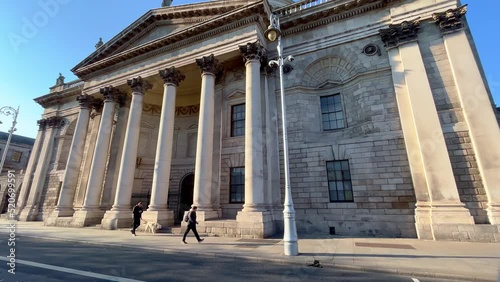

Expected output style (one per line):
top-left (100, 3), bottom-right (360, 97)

top-left (302, 56), bottom-right (358, 88)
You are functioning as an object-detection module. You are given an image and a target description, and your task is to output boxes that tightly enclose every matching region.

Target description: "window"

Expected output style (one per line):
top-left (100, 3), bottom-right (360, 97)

top-left (229, 167), bottom-right (245, 203)
top-left (320, 94), bottom-right (345, 130)
top-left (231, 104), bottom-right (245, 137)
top-left (11, 151), bottom-right (22, 162)
top-left (326, 160), bottom-right (353, 202)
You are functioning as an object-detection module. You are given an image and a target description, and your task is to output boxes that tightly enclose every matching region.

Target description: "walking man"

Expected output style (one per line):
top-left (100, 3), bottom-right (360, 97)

top-left (182, 206), bottom-right (204, 244)
top-left (131, 202), bottom-right (143, 236)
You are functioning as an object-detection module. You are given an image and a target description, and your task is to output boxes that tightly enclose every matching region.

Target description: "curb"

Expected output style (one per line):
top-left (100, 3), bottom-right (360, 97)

top-left (10, 233), bottom-right (493, 282)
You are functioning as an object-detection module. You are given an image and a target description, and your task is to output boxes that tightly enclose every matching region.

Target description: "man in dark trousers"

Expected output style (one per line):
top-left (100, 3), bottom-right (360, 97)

top-left (182, 206), bottom-right (204, 244)
top-left (131, 202), bottom-right (143, 236)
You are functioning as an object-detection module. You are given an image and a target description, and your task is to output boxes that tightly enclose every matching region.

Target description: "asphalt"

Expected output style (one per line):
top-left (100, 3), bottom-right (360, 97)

top-left (0, 219), bottom-right (499, 281)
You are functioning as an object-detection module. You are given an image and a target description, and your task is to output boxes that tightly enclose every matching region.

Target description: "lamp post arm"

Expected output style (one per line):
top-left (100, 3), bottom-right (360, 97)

top-left (0, 105), bottom-right (19, 173)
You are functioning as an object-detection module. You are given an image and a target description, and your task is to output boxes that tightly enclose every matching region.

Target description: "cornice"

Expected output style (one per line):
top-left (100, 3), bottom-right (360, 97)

top-left (35, 81), bottom-right (84, 108)
top-left (73, 1), bottom-right (265, 79)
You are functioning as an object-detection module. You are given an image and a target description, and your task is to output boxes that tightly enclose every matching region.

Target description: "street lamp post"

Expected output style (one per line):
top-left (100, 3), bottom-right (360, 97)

top-left (265, 13), bottom-right (299, 256)
top-left (0, 106), bottom-right (20, 174)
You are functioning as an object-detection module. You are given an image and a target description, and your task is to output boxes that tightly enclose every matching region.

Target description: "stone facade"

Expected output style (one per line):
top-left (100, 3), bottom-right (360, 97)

top-left (16, 0), bottom-right (500, 242)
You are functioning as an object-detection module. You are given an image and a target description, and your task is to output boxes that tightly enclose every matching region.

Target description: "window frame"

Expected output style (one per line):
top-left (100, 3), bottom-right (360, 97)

top-left (11, 150), bottom-right (22, 163)
top-left (326, 160), bottom-right (353, 203)
top-left (229, 166), bottom-right (245, 204)
top-left (320, 93), bottom-right (346, 131)
top-left (230, 103), bottom-right (245, 137)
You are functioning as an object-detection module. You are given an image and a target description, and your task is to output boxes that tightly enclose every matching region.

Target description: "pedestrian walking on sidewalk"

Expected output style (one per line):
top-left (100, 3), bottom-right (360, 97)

top-left (182, 206), bottom-right (204, 244)
top-left (131, 202), bottom-right (143, 236)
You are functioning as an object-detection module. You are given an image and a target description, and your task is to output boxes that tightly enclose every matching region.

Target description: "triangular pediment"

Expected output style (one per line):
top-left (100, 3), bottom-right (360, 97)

top-left (72, 0), bottom-right (266, 78)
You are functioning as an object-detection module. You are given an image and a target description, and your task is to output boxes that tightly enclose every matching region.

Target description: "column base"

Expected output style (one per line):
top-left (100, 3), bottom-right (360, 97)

top-left (195, 210), bottom-right (220, 221)
top-left (236, 210), bottom-right (275, 238)
top-left (101, 209), bottom-right (133, 230)
top-left (429, 202), bottom-right (474, 224)
top-left (414, 203), bottom-right (433, 240)
top-left (18, 205), bottom-right (38, 222)
top-left (72, 209), bottom-right (106, 227)
top-left (45, 207), bottom-right (75, 226)
top-left (486, 203), bottom-right (500, 225)
top-left (142, 209), bottom-right (174, 227)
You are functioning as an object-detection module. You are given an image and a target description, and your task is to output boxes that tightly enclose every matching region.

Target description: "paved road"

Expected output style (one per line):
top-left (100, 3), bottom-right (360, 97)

top-left (0, 236), bottom-right (456, 282)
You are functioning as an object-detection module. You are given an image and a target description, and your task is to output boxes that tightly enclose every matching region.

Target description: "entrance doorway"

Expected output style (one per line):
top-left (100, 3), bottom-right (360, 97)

top-left (177, 173), bottom-right (194, 224)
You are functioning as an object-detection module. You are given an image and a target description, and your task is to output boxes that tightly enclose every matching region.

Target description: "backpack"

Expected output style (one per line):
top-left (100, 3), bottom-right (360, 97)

top-left (183, 211), bottom-right (190, 223)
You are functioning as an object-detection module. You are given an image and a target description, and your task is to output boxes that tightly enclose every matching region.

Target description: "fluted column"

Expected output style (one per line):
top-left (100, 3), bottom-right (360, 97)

top-left (47, 95), bottom-right (95, 224)
top-left (240, 43), bottom-right (266, 212)
top-left (72, 87), bottom-right (124, 227)
top-left (380, 19), bottom-right (473, 238)
top-left (101, 77), bottom-right (151, 229)
top-left (192, 54), bottom-right (223, 221)
top-left (19, 116), bottom-right (63, 221)
top-left (15, 119), bottom-right (46, 216)
top-left (143, 67), bottom-right (185, 227)
top-left (433, 6), bottom-right (500, 225)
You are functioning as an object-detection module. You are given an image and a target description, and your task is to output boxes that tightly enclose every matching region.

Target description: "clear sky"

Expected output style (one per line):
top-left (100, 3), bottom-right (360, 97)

top-left (0, 0), bottom-right (498, 138)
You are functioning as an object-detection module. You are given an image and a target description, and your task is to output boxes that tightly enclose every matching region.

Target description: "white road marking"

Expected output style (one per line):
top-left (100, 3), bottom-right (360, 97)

top-left (411, 278), bottom-right (420, 282)
top-left (0, 256), bottom-right (145, 282)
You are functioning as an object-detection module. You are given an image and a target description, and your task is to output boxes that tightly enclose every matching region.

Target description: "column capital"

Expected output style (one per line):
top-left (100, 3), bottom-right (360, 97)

top-left (239, 42), bottom-right (266, 62)
top-left (127, 76), bottom-right (152, 93)
top-left (432, 5), bottom-right (467, 34)
top-left (159, 67), bottom-right (185, 87)
top-left (196, 54), bottom-right (224, 78)
top-left (379, 18), bottom-right (420, 49)
top-left (46, 116), bottom-right (64, 128)
top-left (77, 94), bottom-right (95, 109)
top-left (100, 86), bottom-right (127, 104)
top-left (37, 119), bottom-right (47, 131)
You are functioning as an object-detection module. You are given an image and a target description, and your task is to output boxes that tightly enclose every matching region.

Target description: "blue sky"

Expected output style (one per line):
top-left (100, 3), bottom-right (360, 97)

top-left (0, 0), bottom-right (498, 138)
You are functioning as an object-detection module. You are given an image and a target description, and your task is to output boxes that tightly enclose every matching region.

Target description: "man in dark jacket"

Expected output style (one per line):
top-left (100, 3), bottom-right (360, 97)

top-left (131, 202), bottom-right (143, 236)
top-left (182, 206), bottom-right (204, 244)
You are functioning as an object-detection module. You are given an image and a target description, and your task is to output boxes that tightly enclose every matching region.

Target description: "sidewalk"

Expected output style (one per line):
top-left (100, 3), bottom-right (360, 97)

top-left (1, 220), bottom-right (499, 281)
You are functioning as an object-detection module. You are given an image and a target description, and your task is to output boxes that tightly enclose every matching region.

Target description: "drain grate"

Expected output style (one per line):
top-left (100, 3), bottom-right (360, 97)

top-left (355, 242), bottom-right (415, 249)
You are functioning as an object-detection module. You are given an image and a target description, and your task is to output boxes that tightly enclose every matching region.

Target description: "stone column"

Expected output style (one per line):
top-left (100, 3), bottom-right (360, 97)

top-left (236, 43), bottom-right (275, 238)
top-left (15, 119), bottom-right (46, 216)
top-left (192, 54), bottom-right (223, 221)
top-left (143, 67), bottom-right (185, 227)
top-left (18, 116), bottom-right (63, 221)
top-left (73, 87), bottom-right (124, 227)
top-left (433, 6), bottom-right (500, 225)
top-left (380, 19), bottom-right (473, 238)
top-left (46, 95), bottom-right (95, 225)
top-left (101, 77), bottom-right (151, 229)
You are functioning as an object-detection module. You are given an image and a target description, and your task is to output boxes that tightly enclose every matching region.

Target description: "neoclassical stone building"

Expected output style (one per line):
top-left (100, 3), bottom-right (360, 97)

top-left (16, 0), bottom-right (500, 241)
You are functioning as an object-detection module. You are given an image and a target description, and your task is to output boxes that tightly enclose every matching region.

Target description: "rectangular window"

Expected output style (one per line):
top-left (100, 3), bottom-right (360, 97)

top-left (326, 160), bottom-right (353, 202)
top-left (320, 94), bottom-right (345, 130)
top-left (231, 104), bottom-right (245, 137)
top-left (11, 151), bottom-right (22, 162)
top-left (229, 167), bottom-right (245, 203)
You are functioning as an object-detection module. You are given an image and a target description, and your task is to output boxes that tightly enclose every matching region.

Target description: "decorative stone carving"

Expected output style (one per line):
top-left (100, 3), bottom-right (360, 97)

top-left (379, 18), bottom-right (420, 49)
top-left (46, 116), bottom-right (64, 128)
top-left (239, 42), bottom-right (266, 62)
top-left (283, 64), bottom-right (294, 74)
top-left (161, 0), bottom-right (172, 7)
top-left (127, 76), bottom-right (152, 93)
top-left (56, 73), bottom-right (65, 85)
top-left (362, 44), bottom-right (381, 56)
top-left (76, 94), bottom-right (95, 109)
top-left (95, 37), bottom-right (104, 49)
top-left (159, 66), bottom-right (186, 87)
top-left (143, 103), bottom-right (162, 115)
top-left (37, 119), bottom-right (47, 131)
top-left (175, 104), bottom-right (200, 116)
top-left (195, 54), bottom-right (224, 77)
top-left (432, 5), bottom-right (467, 34)
top-left (100, 86), bottom-right (126, 104)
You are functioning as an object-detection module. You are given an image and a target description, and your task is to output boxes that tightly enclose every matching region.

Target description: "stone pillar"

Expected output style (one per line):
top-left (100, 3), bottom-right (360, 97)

top-left (73, 87), bottom-right (124, 227)
top-left (15, 119), bottom-right (46, 216)
top-left (380, 19), bottom-right (473, 239)
top-left (192, 54), bottom-right (223, 221)
top-left (18, 116), bottom-right (63, 221)
top-left (101, 77), bottom-right (151, 229)
top-left (143, 67), bottom-right (185, 227)
top-left (46, 95), bottom-right (95, 225)
top-left (433, 6), bottom-right (500, 225)
top-left (236, 43), bottom-right (275, 238)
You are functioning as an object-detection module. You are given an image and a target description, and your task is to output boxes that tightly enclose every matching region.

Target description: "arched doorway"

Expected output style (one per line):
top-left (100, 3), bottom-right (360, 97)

top-left (177, 173), bottom-right (194, 224)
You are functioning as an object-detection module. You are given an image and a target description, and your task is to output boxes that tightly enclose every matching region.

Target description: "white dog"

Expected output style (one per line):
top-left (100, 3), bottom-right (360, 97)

top-left (144, 221), bottom-right (162, 234)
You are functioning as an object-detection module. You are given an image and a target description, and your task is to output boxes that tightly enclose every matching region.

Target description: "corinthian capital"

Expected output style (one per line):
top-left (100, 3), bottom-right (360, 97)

top-left (127, 76), bottom-right (152, 93)
top-left (432, 5), bottom-right (467, 34)
top-left (77, 94), bottom-right (95, 109)
top-left (379, 18), bottom-right (420, 49)
top-left (100, 86), bottom-right (126, 104)
top-left (46, 116), bottom-right (64, 128)
top-left (196, 54), bottom-right (224, 78)
top-left (37, 119), bottom-right (47, 131)
top-left (239, 42), bottom-right (266, 62)
top-left (159, 67), bottom-right (186, 87)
